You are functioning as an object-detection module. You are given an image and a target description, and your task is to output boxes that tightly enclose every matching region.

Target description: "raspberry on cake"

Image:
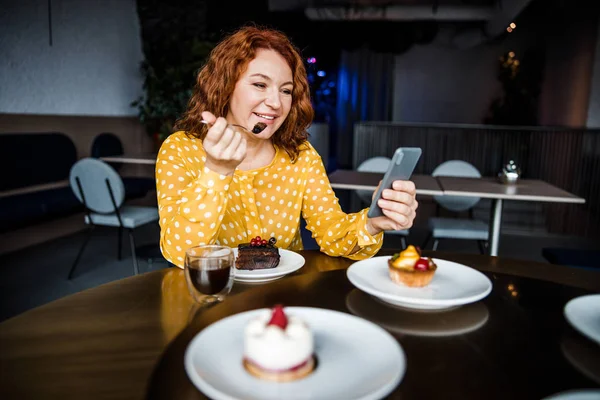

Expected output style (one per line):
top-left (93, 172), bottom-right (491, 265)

top-left (236, 236), bottom-right (281, 270)
top-left (388, 245), bottom-right (437, 287)
top-left (243, 305), bottom-right (315, 382)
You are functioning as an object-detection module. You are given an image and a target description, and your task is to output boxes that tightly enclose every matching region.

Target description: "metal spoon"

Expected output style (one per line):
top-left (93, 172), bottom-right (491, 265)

top-left (200, 120), bottom-right (266, 134)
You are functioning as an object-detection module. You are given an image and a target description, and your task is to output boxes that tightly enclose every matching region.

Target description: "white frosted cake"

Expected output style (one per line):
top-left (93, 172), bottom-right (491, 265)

top-left (243, 305), bottom-right (315, 382)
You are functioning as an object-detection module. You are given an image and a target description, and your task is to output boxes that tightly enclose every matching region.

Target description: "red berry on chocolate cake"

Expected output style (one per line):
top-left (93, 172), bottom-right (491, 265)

top-left (236, 236), bottom-right (281, 270)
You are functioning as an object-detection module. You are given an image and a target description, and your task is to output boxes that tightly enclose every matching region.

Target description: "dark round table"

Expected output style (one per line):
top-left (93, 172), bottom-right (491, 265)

top-left (1, 250), bottom-right (599, 399)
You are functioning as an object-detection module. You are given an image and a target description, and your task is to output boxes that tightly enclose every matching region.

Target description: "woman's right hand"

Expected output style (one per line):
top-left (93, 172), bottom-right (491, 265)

top-left (201, 111), bottom-right (247, 175)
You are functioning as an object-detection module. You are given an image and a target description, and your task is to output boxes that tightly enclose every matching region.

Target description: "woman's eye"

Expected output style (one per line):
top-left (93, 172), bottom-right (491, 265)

top-left (253, 83), bottom-right (266, 89)
top-left (282, 89), bottom-right (292, 95)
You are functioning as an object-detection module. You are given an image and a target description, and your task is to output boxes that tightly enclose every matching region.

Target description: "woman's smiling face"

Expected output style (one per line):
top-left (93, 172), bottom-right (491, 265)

top-left (226, 48), bottom-right (293, 139)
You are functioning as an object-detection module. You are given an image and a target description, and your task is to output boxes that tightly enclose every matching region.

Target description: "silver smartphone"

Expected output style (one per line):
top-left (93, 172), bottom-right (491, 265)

top-left (366, 147), bottom-right (422, 219)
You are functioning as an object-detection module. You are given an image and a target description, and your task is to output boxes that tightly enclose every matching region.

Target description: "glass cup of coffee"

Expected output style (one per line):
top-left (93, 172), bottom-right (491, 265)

top-left (184, 245), bottom-right (235, 305)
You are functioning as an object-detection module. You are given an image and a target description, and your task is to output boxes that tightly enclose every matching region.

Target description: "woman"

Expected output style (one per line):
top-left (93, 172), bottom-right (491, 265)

top-left (156, 25), bottom-right (418, 268)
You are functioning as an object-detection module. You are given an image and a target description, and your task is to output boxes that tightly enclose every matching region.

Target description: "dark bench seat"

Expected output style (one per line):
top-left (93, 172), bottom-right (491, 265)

top-left (0, 133), bottom-right (81, 234)
top-left (0, 185), bottom-right (82, 233)
top-left (0, 132), bottom-right (154, 236)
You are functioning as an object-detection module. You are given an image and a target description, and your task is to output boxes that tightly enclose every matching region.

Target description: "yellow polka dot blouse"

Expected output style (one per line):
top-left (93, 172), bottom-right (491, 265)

top-left (156, 131), bottom-right (383, 268)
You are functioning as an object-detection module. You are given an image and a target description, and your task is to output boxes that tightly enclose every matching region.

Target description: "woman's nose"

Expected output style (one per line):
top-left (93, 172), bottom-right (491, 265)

top-left (264, 90), bottom-right (281, 109)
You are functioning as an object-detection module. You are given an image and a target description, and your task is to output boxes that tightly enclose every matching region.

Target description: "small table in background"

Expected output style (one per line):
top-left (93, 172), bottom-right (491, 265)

top-left (327, 170), bottom-right (586, 257)
top-left (437, 176), bottom-right (586, 256)
top-left (327, 170), bottom-right (443, 196)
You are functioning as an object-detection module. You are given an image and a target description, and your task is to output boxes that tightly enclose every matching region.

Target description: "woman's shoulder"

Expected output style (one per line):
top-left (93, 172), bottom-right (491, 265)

top-left (157, 131), bottom-right (205, 162)
top-left (273, 140), bottom-right (317, 165)
top-left (163, 130), bottom-right (199, 144)
top-left (297, 140), bottom-right (320, 158)
top-left (159, 131), bottom-right (203, 151)
top-left (294, 140), bottom-right (326, 166)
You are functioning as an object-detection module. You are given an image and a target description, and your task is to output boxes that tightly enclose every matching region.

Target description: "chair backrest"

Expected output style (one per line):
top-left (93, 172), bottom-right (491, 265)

top-left (432, 160), bottom-right (481, 212)
top-left (69, 158), bottom-right (125, 214)
top-left (356, 156), bottom-right (391, 204)
top-left (307, 123), bottom-right (329, 170)
top-left (91, 133), bottom-right (124, 171)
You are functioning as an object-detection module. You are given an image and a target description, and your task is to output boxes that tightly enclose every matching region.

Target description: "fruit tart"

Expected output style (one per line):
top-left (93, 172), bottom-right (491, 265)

top-left (388, 245), bottom-right (437, 287)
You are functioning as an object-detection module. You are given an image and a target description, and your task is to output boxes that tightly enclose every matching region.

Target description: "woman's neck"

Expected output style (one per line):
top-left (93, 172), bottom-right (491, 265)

top-left (237, 138), bottom-right (276, 171)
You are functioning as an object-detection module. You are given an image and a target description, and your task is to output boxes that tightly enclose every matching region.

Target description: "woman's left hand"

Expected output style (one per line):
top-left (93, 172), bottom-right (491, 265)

top-left (366, 180), bottom-right (418, 235)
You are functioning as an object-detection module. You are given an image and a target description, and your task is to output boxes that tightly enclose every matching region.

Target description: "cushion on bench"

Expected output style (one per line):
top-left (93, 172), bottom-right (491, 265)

top-left (0, 132), bottom-right (80, 233)
top-left (0, 187), bottom-right (83, 233)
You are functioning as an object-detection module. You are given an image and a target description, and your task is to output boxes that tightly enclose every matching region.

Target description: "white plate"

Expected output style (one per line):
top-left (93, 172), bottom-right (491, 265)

top-left (184, 307), bottom-right (406, 400)
top-left (347, 256), bottom-right (492, 310)
top-left (345, 289), bottom-right (489, 337)
top-left (232, 248), bottom-right (305, 283)
top-left (561, 336), bottom-right (600, 385)
top-left (564, 294), bottom-right (600, 346)
top-left (542, 390), bottom-right (600, 400)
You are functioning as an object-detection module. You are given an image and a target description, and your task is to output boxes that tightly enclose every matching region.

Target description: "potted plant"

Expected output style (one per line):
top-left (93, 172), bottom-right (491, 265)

top-left (131, 38), bottom-right (214, 149)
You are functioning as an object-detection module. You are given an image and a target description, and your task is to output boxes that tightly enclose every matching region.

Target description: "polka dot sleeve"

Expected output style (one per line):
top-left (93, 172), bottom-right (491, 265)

top-left (155, 135), bottom-right (232, 266)
top-left (301, 151), bottom-right (383, 260)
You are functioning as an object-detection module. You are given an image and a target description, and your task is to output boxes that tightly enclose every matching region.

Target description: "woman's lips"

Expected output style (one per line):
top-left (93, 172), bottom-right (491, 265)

top-left (253, 112), bottom-right (277, 124)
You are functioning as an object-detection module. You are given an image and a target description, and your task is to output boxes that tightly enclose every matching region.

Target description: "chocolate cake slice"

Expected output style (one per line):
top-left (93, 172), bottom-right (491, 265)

top-left (236, 236), bottom-right (280, 270)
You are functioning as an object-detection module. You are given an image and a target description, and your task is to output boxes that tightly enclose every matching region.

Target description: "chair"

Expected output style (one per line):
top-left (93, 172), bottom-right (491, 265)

top-left (423, 160), bottom-right (489, 253)
top-left (91, 133), bottom-right (155, 200)
top-left (68, 158), bottom-right (159, 279)
top-left (356, 157), bottom-right (409, 249)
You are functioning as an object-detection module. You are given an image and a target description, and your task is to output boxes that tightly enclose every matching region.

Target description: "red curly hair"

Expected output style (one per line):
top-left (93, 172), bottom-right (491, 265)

top-left (175, 25), bottom-right (314, 162)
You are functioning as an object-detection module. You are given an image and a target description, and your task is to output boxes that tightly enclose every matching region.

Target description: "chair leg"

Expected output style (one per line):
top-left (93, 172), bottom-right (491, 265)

top-left (118, 226), bottom-right (123, 260)
top-left (478, 240), bottom-right (486, 255)
top-left (69, 226), bottom-right (94, 280)
top-left (432, 239), bottom-right (440, 251)
top-left (400, 236), bottom-right (407, 250)
top-left (128, 229), bottom-right (139, 275)
top-left (422, 232), bottom-right (432, 250)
